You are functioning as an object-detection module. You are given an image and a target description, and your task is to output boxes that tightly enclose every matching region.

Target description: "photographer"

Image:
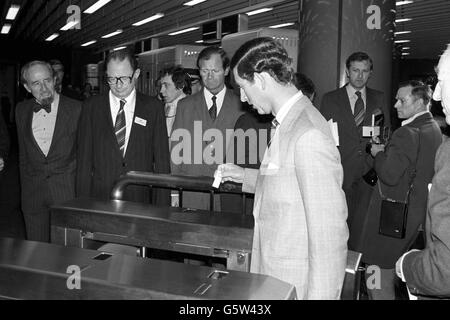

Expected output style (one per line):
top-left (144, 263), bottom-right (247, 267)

top-left (359, 80), bottom-right (442, 299)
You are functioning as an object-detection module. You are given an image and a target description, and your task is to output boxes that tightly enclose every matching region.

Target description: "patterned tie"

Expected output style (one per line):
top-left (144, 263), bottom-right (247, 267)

top-left (268, 118), bottom-right (280, 147)
top-left (354, 91), bottom-right (365, 126)
top-left (115, 99), bottom-right (126, 157)
top-left (209, 95), bottom-right (217, 121)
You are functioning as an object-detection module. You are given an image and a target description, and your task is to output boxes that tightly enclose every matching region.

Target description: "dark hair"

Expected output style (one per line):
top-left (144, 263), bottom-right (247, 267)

top-left (105, 48), bottom-right (138, 72)
top-left (160, 65), bottom-right (192, 95)
top-left (398, 80), bottom-right (433, 106)
top-left (293, 73), bottom-right (316, 100)
top-left (230, 37), bottom-right (293, 85)
top-left (197, 46), bottom-right (230, 70)
top-left (346, 52), bottom-right (373, 71)
top-left (49, 59), bottom-right (64, 71)
top-left (20, 60), bottom-right (54, 85)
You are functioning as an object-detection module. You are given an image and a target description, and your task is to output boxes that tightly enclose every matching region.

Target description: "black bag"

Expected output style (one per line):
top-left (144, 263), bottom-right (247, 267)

top-left (378, 129), bottom-right (420, 239)
top-left (363, 168), bottom-right (378, 186)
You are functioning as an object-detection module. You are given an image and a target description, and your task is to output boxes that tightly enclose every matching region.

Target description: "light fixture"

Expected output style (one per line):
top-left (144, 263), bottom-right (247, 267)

top-left (396, 1), bottom-right (413, 6)
top-left (84, 0), bottom-right (112, 14)
top-left (395, 39), bottom-right (410, 43)
top-left (246, 7), bottom-right (273, 16)
top-left (269, 22), bottom-right (295, 28)
top-left (402, 52), bottom-right (410, 55)
top-left (81, 40), bottom-right (97, 47)
top-left (402, 47), bottom-right (410, 50)
top-left (60, 20), bottom-right (80, 31)
top-left (183, 0), bottom-right (207, 6)
top-left (101, 29), bottom-right (123, 38)
top-left (132, 13), bottom-right (164, 26)
top-left (394, 30), bottom-right (411, 35)
top-left (395, 18), bottom-right (412, 23)
top-left (195, 40), bottom-right (204, 43)
top-left (113, 46), bottom-right (127, 51)
top-left (6, 4), bottom-right (20, 20)
top-left (45, 33), bottom-right (59, 41)
top-left (1, 24), bottom-right (12, 34)
top-left (168, 27), bottom-right (199, 36)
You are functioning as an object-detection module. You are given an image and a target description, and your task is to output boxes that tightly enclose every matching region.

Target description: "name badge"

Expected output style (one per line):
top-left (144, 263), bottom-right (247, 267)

top-left (134, 117), bottom-right (147, 127)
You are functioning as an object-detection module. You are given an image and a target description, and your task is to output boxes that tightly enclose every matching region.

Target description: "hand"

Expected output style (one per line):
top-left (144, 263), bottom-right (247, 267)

top-left (171, 192), bottom-right (179, 207)
top-left (371, 136), bottom-right (381, 144)
top-left (216, 163), bottom-right (245, 184)
top-left (0, 158), bottom-right (4, 172)
top-left (370, 144), bottom-right (385, 157)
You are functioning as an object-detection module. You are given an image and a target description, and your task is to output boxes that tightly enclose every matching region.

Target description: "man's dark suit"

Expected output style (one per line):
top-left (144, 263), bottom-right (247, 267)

top-left (320, 85), bottom-right (390, 249)
top-left (76, 92), bottom-right (170, 205)
top-left (0, 112), bottom-right (9, 167)
top-left (16, 95), bottom-right (81, 242)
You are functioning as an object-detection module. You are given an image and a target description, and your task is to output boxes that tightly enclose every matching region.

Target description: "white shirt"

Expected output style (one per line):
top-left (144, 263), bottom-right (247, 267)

top-left (165, 92), bottom-right (186, 137)
top-left (274, 90), bottom-right (304, 126)
top-left (401, 111), bottom-right (430, 127)
top-left (346, 85), bottom-right (367, 114)
top-left (204, 86), bottom-right (226, 116)
top-left (109, 89), bottom-right (136, 154)
top-left (32, 93), bottom-right (59, 156)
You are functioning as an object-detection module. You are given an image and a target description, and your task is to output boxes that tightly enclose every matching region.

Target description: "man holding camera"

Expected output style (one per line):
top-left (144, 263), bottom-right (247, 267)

top-left (320, 52), bottom-right (390, 251)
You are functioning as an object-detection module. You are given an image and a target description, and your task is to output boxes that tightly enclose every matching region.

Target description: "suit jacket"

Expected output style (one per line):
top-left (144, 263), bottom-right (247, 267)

top-left (242, 95), bottom-right (349, 299)
top-left (15, 95), bottom-right (81, 213)
top-left (402, 138), bottom-right (450, 298)
top-left (0, 111), bottom-right (9, 161)
top-left (320, 86), bottom-right (390, 190)
top-left (76, 92), bottom-right (170, 205)
top-left (170, 88), bottom-right (243, 210)
top-left (360, 113), bottom-right (442, 267)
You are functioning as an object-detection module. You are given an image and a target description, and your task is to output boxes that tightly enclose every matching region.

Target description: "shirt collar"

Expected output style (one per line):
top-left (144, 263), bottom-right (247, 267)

top-left (401, 110), bottom-right (430, 126)
top-left (165, 93), bottom-right (186, 113)
top-left (109, 88), bottom-right (136, 107)
top-left (204, 86), bottom-right (226, 102)
top-left (275, 90), bottom-right (304, 125)
top-left (346, 84), bottom-right (366, 99)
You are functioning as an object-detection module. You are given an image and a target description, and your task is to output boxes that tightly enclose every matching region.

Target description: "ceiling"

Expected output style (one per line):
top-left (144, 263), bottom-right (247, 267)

top-left (0, 0), bottom-right (448, 59)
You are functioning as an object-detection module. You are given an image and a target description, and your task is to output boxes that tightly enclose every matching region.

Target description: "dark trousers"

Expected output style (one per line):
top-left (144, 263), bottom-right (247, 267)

top-left (23, 209), bottom-right (50, 242)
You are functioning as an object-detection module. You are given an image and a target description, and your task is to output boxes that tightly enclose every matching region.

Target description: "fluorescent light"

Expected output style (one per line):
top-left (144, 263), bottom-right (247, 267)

top-left (132, 13), bottom-right (164, 26)
top-left (195, 40), bottom-right (204, 43)
top-left (113, 46), bottom-right (127, 51)
top-left (395, 39), bottom-right (410, 43)
top-left (402, 47), bottom-right (410, 50)
top-left (60, 20), bottom-right (80, 31)
top-left (269, 22), bottom-right (295, 28)
top-left (6, 5), bottom-right (20, 20)
top-left (246, 7), bottom-right (273, 16)
top-left (1, 24), bottom-right (11, 34)
top-left (168, 27), bottom-right (199, 36)
top-left (402, 52), bottom-right (410, 56)
top-left (81, 40), bottom-right (97, 47)
top-left (396, 1), bottom-right (413, 6)
top-left (395, 30), bottom-right (411, 35)
top-left (101, 29), bottom-right (123, 38)
top-left (45, 33), bottom-right (59, 41)
top-left (84, 0), bottom-right (112, 14)
top-left (395, 18), bottom-right (412, 23)
top-left (184, 0), bottom-right (207, 6)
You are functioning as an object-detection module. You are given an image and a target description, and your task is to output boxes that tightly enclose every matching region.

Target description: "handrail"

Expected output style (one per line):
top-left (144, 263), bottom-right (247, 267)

top-left (110, 171), bottom-right (244, 201)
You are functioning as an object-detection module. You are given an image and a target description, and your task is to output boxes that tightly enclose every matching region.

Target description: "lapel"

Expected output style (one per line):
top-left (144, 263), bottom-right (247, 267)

top-left (125, 93), bottom-right (142, 159)
top-left (102, 93), bottom-right (124, 159)
top-left (47, 95), bottom-right (69, 157)
top-left (364, 87), bottom-right (377, 124)
top-left (198, 89), bottom-right (213, 125)
top-left (24, 100), bottom-right (46, 159)
top-left (339, 86), bottom-right (360, 137)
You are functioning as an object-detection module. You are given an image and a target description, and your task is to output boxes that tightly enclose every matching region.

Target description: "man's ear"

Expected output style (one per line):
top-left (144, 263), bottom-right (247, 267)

top-left (253, 72), bottom-right (266, 90)
top-left (345, 68), bottom-right (350, 78)
top-left (23, 83), bottom-right (31, 93)
top-left (224, 66), bottom-right (230, 77)
top-left (134, 68), bottom-right (141, 79)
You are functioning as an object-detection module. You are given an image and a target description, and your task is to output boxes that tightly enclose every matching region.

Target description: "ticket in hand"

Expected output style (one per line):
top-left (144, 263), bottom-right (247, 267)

top-left (212, 167), bottom-right (222, 189)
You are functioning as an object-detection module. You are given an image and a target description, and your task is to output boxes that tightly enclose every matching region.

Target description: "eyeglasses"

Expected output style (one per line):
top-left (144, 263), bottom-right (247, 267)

top-left (106, 72), bottom-right (135, 85)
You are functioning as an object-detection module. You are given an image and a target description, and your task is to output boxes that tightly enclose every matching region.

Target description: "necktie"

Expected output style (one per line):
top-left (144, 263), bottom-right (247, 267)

top-left (209, 96), bottom-right (217, 121)
top-left (354, 91), bottom-right (365, 126)
top-left (269, 118), bottom-right (280, 147)
top-left (115, 99), bottom-right (126, 157)
top-left (33, 101), bottom-right (51, 113)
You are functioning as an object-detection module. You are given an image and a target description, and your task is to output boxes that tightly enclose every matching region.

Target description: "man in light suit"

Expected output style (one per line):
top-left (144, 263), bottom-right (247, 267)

top-left (320, 52), bottom-right (391, 251)
top-left (217, 38), bottom-right (349, 299)
top-left (170, 47), bottom-right (243, 210)
top-left (16, 61), bottom-right (81, 242)
top-left (396, 45), bottom-right (450, 299)
top-left (77, 49), bottom-right (170, 205)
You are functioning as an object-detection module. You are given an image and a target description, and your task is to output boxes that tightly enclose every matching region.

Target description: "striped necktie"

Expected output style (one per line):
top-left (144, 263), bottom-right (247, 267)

top-left (209, 95), bottom-right (217, 121)
top-left (354, 91), bottom-right (365, 126)
top-left (115, 99), bottom-right (126, 156)
top-left (268, 118), bottom-right (280, 147)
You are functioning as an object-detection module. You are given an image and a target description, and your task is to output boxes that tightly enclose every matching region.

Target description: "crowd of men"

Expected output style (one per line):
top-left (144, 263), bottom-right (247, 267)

top-left (1, 38), bottom-right (449, 300)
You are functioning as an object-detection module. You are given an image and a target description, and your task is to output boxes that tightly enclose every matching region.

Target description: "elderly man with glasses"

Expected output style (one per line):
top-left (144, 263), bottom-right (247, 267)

top-left (76, 49), bottom-right (170, 205)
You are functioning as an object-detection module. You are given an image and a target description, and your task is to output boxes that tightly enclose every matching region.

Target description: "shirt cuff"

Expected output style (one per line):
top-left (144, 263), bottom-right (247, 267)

top-left (396, 249), bottom-right (420, 282)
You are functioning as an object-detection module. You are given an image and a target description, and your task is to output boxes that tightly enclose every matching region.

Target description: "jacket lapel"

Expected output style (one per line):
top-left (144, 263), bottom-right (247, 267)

top-left (25, 100), bottom-right (46, 158)
top-left (47, 95), bottom-right (69, 157)
top-left (102, 94), bottom-right (123, 158)
top-left (364, 88), bottom-right (377, 125)
top-left (125, 93), bottom-right (141, 159)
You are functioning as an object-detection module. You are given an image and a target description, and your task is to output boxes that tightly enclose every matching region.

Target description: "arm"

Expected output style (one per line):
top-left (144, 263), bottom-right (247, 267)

top-left (75, 101), bottom-right (93, 197)
top-left (295, 129), bottom-right (348, 300)
top-left (0, 112), bottom-right (9, 171)
top-left (15, 105), bottom-right (27, 179)
top-left (380, 92), bottom-right (391, 129)
top-left (401, 143), bottom-right (450, 297)
top-left (318, 94), bottom-right (332, 120)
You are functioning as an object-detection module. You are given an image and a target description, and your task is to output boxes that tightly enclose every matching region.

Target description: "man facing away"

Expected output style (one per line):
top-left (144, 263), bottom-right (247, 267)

top-left (217, 37), bottom-right (348, 299)
top-left (320, 52), bottom-right (391, 251)
top-left (76, 49), bottom-right (170, 205)
top-left (16, 61), bottom-right (81, 242)
top-left (170, 46), bottom-right (243, 210)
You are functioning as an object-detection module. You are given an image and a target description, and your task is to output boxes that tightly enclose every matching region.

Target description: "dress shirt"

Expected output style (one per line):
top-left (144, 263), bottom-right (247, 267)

top-left (165, 92), bottom-right (186, 136)
top-left (32, 93), bottom-right (59, 156)
top-left (401, 111), bottom-right (430, 127)
top-left (204, 86), bottom-right (226, 116)
top-left (109, 89), bottom-right (136, 154)
top-left (346, 85), bottom-right (367, 114)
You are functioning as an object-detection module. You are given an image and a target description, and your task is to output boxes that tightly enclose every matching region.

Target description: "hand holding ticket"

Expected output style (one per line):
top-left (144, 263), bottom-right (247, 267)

top-left (212, 166), bottom-right (223, 188)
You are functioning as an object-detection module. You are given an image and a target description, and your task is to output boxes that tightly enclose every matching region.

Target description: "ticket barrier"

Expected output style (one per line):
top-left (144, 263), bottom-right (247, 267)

top-left (0, 238), bottom-right (296, 300)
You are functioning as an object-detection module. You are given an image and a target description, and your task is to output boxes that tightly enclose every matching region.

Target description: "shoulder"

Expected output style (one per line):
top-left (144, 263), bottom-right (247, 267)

top-left (436, 139), bottom-right (450, 162)
top-left (322, 87), bottom-right (344, 100)
top-left (60, 95), bottom-right (82, 110)
top-left (366, 87), bottom-right (384, 98)
top-left (15, 99), bottom-right (31, 116)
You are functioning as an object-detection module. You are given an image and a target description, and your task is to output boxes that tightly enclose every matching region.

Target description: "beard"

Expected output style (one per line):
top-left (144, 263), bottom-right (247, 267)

top-left (39, 94), bottom-right (54, 107)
